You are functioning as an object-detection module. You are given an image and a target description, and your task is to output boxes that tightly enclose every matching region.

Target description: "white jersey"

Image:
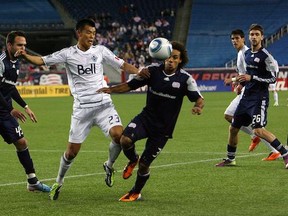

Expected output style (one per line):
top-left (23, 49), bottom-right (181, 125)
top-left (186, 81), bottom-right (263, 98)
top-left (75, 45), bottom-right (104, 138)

top-left (236, 45), bottom-right (249, 75)
top-left (42, 45), bottom-right (124, 108)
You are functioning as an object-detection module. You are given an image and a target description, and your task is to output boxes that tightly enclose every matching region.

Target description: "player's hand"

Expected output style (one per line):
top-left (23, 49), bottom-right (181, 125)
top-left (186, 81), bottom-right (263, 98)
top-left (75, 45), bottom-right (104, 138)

top-left (238, 74), bottom-right (251, 82)
top-left (192, 107), bottom-right (202, 115)
top-left (25, 107), bottom-right (37, 123)
top-left (235, 84), bottom-right (243, 95)
top-left (11, 109), bottom-right (26, 123)
top-left (97, 87), bottom-right (111, 94)
top-left (224, 78), bottom-right (233, 86)
top-left (14, 50), bottom-right (26, 58)
top-left (137, 68), bottom-right (150, 79)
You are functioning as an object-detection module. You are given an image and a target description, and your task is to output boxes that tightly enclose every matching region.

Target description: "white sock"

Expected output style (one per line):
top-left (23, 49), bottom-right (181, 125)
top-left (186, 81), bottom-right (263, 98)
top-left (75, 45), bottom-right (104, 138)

top-left (273, 91), bottom-right (278, 104)
top-left (107, 141), bottom-right (122, 168)
top-left (56, 153), bottom-right (73, 185)
top-left (240, 125), bottom-right (254, 138)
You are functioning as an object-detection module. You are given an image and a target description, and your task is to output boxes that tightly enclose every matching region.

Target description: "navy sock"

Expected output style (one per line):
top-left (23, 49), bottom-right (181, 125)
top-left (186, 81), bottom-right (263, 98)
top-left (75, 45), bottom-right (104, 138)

top-left (17, 148), bottom-right (35, 175)
top-left (270, 139), bottom-right (287, 155)
top-left (132, 172), bottom-right (150, 194)
top-left (123, 144), bottom-right (138, 162)
top-left (227, 144), bottom-right (236, 160)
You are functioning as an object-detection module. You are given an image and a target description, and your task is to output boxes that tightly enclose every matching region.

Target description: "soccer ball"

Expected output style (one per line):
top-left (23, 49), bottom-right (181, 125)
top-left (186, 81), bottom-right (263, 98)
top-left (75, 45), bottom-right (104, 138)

top-left (148, 37), bottom-right (172, 60)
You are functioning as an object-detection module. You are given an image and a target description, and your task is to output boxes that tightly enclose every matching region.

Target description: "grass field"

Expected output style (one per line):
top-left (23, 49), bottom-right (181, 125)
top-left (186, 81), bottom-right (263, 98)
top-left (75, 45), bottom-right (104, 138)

top-left (0, 91), bottom-right (287, 216)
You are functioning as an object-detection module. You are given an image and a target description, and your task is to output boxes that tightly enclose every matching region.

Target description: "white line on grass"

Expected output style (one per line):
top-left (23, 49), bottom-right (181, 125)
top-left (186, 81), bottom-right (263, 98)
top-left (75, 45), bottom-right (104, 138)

top-left (0, 153), bottom-right (268, 188)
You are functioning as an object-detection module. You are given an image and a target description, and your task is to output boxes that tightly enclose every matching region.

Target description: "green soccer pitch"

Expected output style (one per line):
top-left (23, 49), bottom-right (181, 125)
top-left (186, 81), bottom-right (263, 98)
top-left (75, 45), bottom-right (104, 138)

top-left (0, 91), bottom-right (287, 216)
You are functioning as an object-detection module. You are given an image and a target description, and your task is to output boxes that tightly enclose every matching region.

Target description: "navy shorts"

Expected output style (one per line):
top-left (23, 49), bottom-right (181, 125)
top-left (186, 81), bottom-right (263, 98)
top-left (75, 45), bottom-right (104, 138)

top-left (232, 97), bottom-right (268, 129)
top-left (123, 115), bottom-right (168, 166)
top-left (0, 116), bottom-right (24, 144)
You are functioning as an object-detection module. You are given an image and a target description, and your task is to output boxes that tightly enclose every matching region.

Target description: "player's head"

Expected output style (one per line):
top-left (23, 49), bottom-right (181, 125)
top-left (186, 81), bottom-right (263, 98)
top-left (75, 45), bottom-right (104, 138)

top-left (248, 24), bottom-right (264, 48)
top-left (6, 31), bottom-right (26, 59)
top-left (230, 29), bottom-right (245, 51)
top-left (164, 41), bottom-right (188, 74)
top-left (75, 18), bottom-right (96, 51)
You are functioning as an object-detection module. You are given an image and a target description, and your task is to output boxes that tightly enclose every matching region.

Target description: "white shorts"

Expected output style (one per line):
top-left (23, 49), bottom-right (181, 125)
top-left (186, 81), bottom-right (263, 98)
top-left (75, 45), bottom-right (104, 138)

top-left (224, 94), bottom-right (242, 116)
top-left (269, 83), bottom-right (276, 91)
top-left (68, 102), bottom-right (122, 143)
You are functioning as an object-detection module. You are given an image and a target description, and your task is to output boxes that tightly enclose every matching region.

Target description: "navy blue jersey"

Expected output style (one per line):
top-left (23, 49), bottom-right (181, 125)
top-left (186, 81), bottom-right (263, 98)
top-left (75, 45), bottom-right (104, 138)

top-left (127, 64), bottom-right (202, 137)
top-left (0, 50), bottom-right (21, 118)
top-left (242, 47), bottom-right (277, 100)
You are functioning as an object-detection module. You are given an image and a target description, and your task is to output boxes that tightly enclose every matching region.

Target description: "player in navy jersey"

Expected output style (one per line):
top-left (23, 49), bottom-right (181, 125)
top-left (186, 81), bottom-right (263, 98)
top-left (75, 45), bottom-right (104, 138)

top-left (0, 31), bottom-right (50, 192)
top-left (216, 24), bottom-right (288, 167)
top-left (98, 41), bottom-right (204, 201)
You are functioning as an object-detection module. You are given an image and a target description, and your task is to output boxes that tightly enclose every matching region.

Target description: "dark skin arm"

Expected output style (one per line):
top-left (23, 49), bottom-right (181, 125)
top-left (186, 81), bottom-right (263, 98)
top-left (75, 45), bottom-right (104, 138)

top-left (97, 82), bottom-right (131, 94)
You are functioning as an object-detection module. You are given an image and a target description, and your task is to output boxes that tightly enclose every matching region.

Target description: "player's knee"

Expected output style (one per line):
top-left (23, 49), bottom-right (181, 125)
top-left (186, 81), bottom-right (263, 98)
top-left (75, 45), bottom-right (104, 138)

top-left (14, 138), bottom-right (28, 151)
top-left (224, 114), bottom-right (233, 123)
top-left (109, 126), bottom-right (123, 143)
top-left (253, 128), bottom-right (263, 137)
top-left (120, 135), bottom-right (132, 150)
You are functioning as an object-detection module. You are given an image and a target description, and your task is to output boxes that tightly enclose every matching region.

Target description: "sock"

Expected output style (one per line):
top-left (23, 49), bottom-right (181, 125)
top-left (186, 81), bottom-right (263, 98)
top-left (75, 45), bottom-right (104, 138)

top-left (261, 138), bottom-right (278, 153)
top-left (227, 144), bottom-right (236, 160)
top-left (107, 141), bottom-right (122, 168)
top-left (240, 125), bottom-right (254, 138)
top-left (132, 172), bottom-right (150, 194)
top-left (56, 153), bottom-right (73, 185)
top-left (123, 144), bottom-right (138, 162)
top-left (273, 91), bottom-right (278, 104)
top-left (270, 139), bottom-right (287, 156)
top-left (17, 148), bottom-right (36, 175)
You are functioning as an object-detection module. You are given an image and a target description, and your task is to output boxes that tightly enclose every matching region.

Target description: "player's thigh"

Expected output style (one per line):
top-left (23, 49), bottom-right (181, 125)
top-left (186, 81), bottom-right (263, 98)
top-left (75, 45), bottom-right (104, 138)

top-left (122, 115), bottom-right (148, 143)
top-left (0, 117), bottom-right (24, 144)
top-left (224, 94), bottom-right (241, 116)
top-left (96, 103), bottom-right (122, 137)
top-left (69, 108), bottom-right (93, 143)
top-left (251, 99), bottom-right (268, 128)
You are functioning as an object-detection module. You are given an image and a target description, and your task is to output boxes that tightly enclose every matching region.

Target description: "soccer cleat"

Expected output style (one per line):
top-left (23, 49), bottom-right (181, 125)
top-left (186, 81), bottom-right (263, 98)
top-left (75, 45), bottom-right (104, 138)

top-left (215, 158), bottom-right (236, 167)
top-left (262, 152), bottom-right (281, 161)
top-left (49, 183), bottom-right (62, 200)
top-left (119, 191), bottom-right (142, 202)
top-left (103, 162), bottom-right (115, 187)
top-left (27, 181), bottom-right (51, 192)
top-left (283, 154), bottom-right (288, 169)
top-left (249, 136), bottom-right (261, 152)
top-left (123, 156), bottom-right (139, 179)
top-left (273, 102), bottom-right (279, 107)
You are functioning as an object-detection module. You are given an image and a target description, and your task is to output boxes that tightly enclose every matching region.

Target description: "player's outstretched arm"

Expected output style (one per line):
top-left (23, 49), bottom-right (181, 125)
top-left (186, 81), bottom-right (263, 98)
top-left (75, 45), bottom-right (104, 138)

top-left (97, 83), bottom-right (131, 94)
top-left (15, 50), bottom-right (44, 66)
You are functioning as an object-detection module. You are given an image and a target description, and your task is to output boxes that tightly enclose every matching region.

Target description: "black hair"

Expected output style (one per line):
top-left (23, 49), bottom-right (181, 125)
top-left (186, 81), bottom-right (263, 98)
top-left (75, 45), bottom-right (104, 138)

top-left (75, 18), bottom-right (95, 31)
top-left (6, 31), bottom-right (26, 45)
top-left (230, 29), bottom-right (245, 38)
top-left (170, 41), bottom-right (189, 68)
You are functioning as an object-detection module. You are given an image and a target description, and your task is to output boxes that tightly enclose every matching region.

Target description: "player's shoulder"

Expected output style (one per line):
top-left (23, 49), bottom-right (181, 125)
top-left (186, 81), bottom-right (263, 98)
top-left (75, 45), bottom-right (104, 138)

top-left (0, 51), bottom-right (7, 61)
top-left (179, 68), bottom-right (193, 79)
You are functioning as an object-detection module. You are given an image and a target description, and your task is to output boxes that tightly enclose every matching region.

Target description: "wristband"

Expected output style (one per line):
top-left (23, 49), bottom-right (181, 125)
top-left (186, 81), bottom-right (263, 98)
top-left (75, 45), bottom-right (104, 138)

top-left (24, 105), bottom-right (28, 109)
top-left (231, 77), bottom-right (237, 82)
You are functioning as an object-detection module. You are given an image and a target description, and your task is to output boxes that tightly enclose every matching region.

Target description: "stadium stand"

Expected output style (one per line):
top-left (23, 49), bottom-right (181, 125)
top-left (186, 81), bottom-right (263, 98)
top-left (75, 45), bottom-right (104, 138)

top-left (0, 0), bottom-right (64, 29)
top-left (187, 0), bottom-right (288, 68)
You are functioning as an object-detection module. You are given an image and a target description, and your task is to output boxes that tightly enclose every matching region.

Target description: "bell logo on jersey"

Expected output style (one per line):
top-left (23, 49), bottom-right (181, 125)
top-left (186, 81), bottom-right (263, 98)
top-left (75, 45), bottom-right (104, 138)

top-left (77, 64), bottom-right (97, 75)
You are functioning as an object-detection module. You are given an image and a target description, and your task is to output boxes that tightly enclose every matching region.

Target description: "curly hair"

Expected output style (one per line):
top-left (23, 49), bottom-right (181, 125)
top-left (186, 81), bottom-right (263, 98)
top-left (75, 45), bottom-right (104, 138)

top-left (170, 41), bottom-right (189, 68)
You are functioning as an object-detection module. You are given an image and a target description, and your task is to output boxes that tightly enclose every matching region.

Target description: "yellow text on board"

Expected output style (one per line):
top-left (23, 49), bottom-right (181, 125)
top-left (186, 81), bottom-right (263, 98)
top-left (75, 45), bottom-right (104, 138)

top-left (16, 85), bottom-right (70, 98)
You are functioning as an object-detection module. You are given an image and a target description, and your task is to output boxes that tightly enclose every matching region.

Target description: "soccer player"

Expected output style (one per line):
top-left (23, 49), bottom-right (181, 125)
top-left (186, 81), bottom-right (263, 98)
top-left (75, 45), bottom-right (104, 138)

top-left (17, 18), bottom-right (149, 200)
top-left (224, 29), bottom-right (280, 161)
top-left (269, 83), bottom-right (279, 106)
top-left (98, 41), bottom-right (204, 201)
top-left (0, 31), bottom-right (50, 192)
top-left (216, 24), bottom-right (288, 167)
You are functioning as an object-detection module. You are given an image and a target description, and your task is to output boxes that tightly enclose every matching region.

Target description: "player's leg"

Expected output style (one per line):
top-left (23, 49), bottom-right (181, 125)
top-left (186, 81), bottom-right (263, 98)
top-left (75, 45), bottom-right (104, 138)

top-left (0, 117), bottom-right (50, 192)
top-left (97, 103), bottom-right (123, 187)
top-left (50, 108), bottom-right (90, 200)
top-left (119, 136), bottom-right (168, 202)
top-left (120, 116), bottom-right (147, 180)
top-left (251, 101), bottom-right (288, 168)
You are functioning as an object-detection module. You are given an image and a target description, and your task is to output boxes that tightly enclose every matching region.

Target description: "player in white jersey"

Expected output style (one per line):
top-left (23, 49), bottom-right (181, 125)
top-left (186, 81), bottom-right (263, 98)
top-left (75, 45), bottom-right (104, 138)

top-left (224, 29), bottom-right (280, 161)
top-left (269, 59), bottom-right (279, 106)
top-left (17, 18), bottom-right (149, 200)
